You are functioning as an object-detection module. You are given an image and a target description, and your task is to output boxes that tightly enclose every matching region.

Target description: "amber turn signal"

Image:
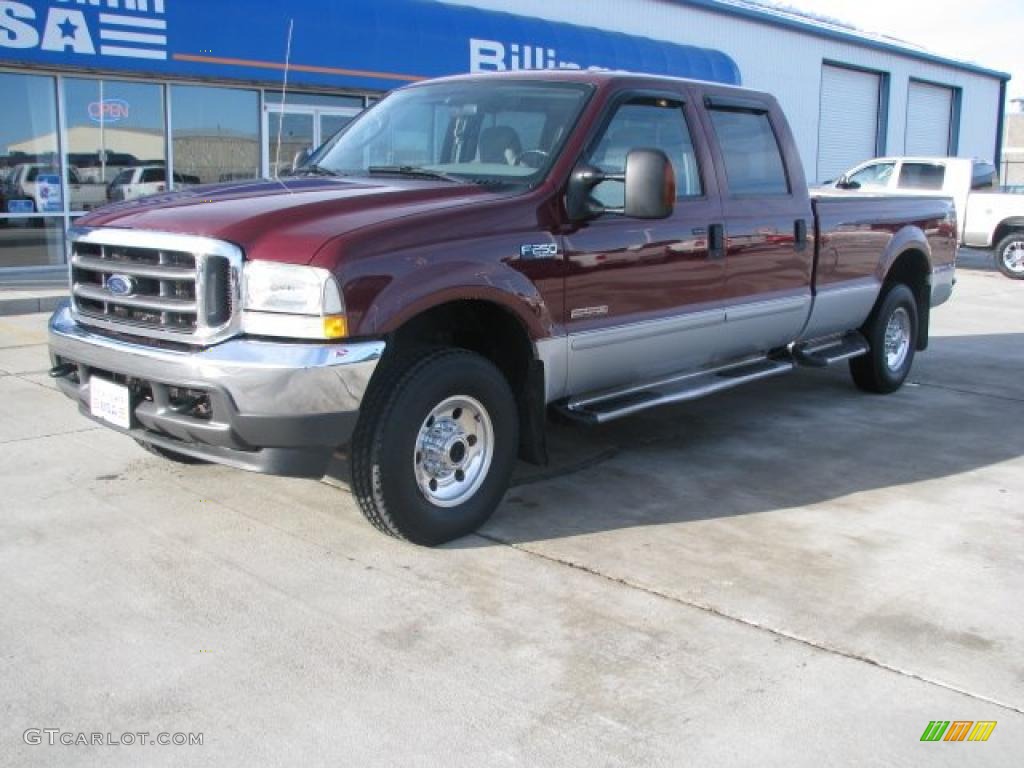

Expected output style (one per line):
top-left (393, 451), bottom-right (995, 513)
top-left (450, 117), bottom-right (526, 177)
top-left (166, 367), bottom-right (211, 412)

top-left (322, 315), bottom-right (348, 339)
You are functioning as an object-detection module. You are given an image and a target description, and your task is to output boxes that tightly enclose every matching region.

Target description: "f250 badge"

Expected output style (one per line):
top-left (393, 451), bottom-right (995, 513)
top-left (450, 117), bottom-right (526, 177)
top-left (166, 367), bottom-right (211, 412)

top-left (519, 243), bottom-right (560, 260)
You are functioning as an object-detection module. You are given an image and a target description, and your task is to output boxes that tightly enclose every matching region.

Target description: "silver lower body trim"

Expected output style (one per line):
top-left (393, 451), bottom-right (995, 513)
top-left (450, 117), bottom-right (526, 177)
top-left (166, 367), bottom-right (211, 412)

top-left (800, 278), bottom-right (880, 342)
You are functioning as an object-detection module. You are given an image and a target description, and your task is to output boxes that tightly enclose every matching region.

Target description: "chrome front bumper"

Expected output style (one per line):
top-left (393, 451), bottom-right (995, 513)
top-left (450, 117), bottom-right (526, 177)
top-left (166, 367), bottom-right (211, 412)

top-left (48, 302), bottom-right (384, 477)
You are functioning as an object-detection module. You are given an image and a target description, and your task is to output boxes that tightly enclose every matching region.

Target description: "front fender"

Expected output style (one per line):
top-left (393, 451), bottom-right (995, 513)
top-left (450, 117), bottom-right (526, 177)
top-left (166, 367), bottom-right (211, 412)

top-left (356, 259), bottom-right (554, 340)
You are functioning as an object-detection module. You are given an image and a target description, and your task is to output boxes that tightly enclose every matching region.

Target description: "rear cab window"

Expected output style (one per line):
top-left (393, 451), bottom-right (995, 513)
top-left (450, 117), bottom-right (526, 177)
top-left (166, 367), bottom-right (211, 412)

top-left (898, 163), bottom-right (945, 190)
top-left (706, 106), bottom-right (789, 196)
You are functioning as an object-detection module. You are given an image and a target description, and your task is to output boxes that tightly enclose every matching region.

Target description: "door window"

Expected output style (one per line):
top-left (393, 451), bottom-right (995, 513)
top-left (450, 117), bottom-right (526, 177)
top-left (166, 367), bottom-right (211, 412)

top-left (847, 162), bottom-right (895, 189)
top-left (707, 109), bottom-right (789, 196)
top-left (586, 98), bottom-right (703, 209)
top-left (898, 163), bottom-right (945, 190)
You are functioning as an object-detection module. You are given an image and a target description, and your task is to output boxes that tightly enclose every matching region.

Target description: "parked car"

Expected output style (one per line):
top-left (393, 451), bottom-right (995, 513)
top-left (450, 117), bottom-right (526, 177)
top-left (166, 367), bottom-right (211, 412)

top-left (5, 163), bottom-right (107, 213)
top-left (71, 152), bottom-right (141, 185)
top-left (107, 166), bottom-right (198, 202)
top-left (49, 71), bottom-right (956, 545)
top-left (820, 156), bottom-right (1024, 279)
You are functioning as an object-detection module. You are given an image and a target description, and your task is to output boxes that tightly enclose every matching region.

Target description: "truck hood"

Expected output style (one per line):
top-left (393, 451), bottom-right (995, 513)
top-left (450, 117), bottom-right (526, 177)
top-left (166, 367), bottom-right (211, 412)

top-left (76, 176), bottom-right (501, 265)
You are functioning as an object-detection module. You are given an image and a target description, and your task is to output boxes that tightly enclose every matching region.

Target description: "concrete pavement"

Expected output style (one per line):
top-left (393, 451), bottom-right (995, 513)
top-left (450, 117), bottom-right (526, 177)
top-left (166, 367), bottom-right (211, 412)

top-left (1, 265), bottom-right (1021, 766)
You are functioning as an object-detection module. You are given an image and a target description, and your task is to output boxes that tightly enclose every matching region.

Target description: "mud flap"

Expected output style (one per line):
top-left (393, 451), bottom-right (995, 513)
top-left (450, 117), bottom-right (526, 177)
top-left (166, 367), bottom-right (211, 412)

top-left (518, 359), bottom-right (549, 466)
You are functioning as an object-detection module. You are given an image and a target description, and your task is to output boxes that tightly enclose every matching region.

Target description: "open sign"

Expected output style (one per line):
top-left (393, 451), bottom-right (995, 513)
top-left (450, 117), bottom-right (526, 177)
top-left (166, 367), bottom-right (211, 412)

top-left (88, 99), bottom-right (130, 124)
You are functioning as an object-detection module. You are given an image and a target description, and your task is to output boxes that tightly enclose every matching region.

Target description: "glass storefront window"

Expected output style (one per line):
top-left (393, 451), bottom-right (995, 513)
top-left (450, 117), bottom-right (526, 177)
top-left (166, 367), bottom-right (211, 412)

top-left (320, 113), bottom-right (356, 142)
top-left (268, 112), bottom-right (315, 178)
top-left (171, 85), bottom-right (260, 184)
top-left (0, 217), bottom-right (66, 269)
top-left (63, 78), bottom-right (166, 212)
top-left (0, 72), bottom-right (62, 268)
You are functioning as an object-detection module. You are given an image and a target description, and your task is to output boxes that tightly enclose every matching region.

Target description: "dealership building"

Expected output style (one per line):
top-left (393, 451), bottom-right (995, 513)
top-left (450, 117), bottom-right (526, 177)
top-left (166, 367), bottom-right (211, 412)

top-left (0, 0), bottom-right (1010, 274)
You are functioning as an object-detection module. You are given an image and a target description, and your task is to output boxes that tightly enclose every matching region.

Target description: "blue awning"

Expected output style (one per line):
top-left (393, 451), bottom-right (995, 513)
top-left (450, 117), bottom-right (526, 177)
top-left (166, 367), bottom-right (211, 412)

top-left (0, 0), bottom-right (742, 91)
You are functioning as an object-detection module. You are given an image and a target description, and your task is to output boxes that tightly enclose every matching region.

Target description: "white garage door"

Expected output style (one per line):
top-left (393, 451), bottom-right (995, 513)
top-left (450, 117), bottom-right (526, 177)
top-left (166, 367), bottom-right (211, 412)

top-left (905, 81), bottom-right (954, 156)
top-left (817, 64), bottom-right (881, 183)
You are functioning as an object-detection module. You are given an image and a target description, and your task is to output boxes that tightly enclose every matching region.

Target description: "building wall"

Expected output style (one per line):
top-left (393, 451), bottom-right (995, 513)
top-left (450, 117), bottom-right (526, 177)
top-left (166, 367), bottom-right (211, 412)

top-left (1003, 114), bottom-right (1024, 185)
top-left (446, 0), bottom-right (1004, 181)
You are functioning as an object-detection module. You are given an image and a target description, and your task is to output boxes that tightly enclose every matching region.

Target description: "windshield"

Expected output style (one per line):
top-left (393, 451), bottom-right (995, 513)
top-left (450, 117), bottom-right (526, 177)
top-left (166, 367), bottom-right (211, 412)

top-left (307, 80), bottom-right (592, 186)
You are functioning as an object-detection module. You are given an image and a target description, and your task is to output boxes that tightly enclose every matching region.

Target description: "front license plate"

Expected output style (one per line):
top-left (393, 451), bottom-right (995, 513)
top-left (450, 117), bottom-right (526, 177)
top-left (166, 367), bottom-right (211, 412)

top-left (90, 376), bottom-right (131, 429)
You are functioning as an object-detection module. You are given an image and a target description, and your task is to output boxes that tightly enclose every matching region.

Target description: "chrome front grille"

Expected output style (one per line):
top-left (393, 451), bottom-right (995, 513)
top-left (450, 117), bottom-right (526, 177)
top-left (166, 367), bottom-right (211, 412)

top-left (69, 228), bottom-right (242, 345)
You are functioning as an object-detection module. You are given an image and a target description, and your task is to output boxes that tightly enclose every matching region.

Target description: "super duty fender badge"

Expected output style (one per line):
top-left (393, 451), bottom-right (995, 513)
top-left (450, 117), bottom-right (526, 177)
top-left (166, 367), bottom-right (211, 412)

top-left (519, 243), bottom-right (560, 260)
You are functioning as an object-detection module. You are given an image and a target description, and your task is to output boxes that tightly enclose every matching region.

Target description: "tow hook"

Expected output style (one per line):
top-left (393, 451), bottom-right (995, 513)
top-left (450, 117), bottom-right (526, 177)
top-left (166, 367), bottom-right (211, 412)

top-left (49, 362), bottom-right (76, 378)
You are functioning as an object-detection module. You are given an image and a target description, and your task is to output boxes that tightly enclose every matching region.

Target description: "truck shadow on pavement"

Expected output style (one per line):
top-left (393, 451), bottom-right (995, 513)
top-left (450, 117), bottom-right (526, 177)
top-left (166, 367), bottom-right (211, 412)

top-left (460, 332), bottom-right (1024, 547)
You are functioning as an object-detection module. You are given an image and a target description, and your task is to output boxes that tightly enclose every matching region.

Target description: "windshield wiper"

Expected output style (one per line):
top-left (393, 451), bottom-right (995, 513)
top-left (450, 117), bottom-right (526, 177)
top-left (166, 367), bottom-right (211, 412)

top-left (366, 165), bottom-right (469, 184)
top-left (298, 163), bottom-right (345, 177)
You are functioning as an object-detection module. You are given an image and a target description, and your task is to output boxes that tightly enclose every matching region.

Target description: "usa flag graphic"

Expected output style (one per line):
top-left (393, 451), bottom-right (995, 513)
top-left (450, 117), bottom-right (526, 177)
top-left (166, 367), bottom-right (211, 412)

top-left (95, 0), bottom-right (168, 61)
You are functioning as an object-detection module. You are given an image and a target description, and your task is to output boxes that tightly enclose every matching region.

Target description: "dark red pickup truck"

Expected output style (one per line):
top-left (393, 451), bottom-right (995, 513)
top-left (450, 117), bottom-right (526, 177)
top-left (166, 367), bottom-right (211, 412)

top-left (49, 71), bottom-right (956, 545)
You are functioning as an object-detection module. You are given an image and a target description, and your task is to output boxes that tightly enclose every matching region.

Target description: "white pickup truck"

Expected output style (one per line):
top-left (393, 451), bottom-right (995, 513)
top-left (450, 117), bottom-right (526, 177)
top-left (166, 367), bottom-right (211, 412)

top-left (5, 163), bottom-right (108, 214)
top-left (821, 157), bottom-right (1024, 279)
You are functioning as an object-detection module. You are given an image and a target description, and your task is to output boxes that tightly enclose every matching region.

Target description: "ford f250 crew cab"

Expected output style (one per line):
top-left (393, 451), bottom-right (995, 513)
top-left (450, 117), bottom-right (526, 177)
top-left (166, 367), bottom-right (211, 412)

top-left (821, 156), bottom-right (1023, 279)
top-left (48, 72), bottom-right (957, 545)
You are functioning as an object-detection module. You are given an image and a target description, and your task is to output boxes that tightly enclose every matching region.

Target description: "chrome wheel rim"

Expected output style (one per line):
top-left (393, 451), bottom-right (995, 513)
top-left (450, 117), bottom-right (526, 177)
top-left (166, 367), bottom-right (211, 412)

top-left (1002, 241), bottom-right (1024, 274)
top-left (414, 395), bottom-right (494, 508)
top-left (884, 307), bottom-right (911, 372)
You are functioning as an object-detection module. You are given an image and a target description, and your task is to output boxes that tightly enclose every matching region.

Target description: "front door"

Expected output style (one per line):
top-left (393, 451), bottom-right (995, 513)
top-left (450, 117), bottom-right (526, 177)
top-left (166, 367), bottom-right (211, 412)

top-left (562, 92), bottom-right (725, 395)
top-left (263, 104), bottom-right (362, 177)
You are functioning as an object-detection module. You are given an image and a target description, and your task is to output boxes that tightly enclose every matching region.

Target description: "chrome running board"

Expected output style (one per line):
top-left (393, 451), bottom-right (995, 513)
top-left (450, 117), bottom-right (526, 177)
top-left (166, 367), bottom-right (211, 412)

top-left (556, 356), bottom-right (795, 425)
top-left (792, 331), bottom-right (869, 368)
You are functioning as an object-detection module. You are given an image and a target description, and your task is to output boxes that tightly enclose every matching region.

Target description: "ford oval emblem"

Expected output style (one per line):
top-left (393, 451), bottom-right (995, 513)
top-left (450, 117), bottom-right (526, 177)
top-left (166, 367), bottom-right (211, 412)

top-left (106, 274), bottom-right (136, 297)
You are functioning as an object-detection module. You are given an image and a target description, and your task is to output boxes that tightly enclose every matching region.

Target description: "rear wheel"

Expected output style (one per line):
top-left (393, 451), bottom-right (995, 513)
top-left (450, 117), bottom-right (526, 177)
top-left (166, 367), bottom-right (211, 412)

top-left (351, 348), bottom-right (518, 546)
top-left (995, 232), bottom-right (1024, 279)
top-left (850, 283), bottom-right (918, 394)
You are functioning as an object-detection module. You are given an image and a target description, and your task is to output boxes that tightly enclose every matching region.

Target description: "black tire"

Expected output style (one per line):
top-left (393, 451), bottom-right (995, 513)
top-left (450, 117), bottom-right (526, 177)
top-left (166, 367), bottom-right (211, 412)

top-left (995, 232), bottom-right (1024, 280)
top-left (135, 439), bottom-right (208, 464)
top-left (351, 348), bottom-right (518, 546)
top-left (849, 283), bottom-right (918, 394)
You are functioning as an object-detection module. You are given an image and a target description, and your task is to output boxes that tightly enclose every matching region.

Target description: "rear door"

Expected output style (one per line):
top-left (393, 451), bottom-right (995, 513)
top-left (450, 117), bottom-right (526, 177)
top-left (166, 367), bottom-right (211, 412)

top-left (562, 87), bottom-right (725, 394)
top-left (699, 89), bottom-right (815, 358)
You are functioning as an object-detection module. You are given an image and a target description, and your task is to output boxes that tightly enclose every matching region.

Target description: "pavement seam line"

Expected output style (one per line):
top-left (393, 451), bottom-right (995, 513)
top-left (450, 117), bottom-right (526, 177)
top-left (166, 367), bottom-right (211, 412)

top-left (0, 426), bottom-right (103, 446)
top-left (909, 380), bottom-right (1024, 404)
top-left (474, 531), bottom-right (1024, 717)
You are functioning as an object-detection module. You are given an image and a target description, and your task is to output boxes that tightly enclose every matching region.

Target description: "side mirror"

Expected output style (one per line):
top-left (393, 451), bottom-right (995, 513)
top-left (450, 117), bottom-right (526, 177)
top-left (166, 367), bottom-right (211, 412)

top-left (291, 147), bottom-right (312, 172)
top-left (623, 149), bottom-right (676, 219)
top-left (566, 148), bottom-right (676, 221)
top-left (836, 175), bottom-right (861, 190)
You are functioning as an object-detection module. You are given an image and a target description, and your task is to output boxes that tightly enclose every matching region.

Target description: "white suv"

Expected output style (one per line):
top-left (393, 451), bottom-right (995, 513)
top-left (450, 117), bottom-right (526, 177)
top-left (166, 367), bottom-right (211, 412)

top-left (107, 166), bottom-right (197, 202)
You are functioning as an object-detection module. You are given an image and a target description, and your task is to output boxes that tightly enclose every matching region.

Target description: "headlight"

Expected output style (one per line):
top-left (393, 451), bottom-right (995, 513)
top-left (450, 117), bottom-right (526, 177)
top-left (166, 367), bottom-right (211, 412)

top-left (241, 261), bottom-right (347, 339)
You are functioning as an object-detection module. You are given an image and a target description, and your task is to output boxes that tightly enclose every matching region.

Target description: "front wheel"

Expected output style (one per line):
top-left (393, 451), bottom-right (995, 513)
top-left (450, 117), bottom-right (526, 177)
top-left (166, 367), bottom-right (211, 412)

top-left (850, 283), bottom-right (918, 394)
top-left (995, 233), bottom-right (1024, 279)
top-left (350, 348), bottom-right (518, 546)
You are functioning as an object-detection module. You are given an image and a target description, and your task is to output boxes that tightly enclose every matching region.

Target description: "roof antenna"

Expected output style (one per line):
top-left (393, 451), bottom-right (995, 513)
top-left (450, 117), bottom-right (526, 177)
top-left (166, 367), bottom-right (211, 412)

top-left (274, 18), bottom-right (295, 184)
